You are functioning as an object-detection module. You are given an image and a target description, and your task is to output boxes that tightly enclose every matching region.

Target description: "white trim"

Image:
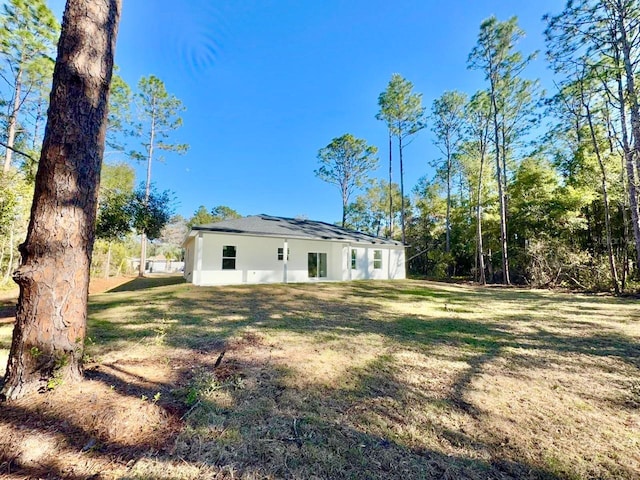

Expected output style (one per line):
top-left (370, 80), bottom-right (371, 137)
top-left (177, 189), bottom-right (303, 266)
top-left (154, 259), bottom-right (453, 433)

top-left (195, 232), bottom-right (203, 285)
top-left (283, 238), bottom-right (288, 283)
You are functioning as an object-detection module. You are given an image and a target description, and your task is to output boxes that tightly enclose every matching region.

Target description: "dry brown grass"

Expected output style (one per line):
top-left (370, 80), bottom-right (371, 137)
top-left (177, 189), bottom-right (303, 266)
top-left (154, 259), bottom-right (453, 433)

top-left (0, 277), bottom-right (639, 479)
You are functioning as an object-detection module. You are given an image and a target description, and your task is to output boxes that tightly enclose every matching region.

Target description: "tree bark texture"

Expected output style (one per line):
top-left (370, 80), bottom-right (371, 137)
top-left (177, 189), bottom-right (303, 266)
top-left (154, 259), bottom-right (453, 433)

top-left (1, 0), bottom-right (121, 400)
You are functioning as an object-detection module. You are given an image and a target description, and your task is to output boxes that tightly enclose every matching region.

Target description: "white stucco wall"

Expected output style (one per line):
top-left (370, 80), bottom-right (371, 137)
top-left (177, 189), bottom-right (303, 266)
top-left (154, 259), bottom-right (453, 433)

top-left (347, 245), bottom-right (406, 281)
top-left (183, 237), bottom-right (195, 282)
top-left (186, 231), bottom-right (405, 286)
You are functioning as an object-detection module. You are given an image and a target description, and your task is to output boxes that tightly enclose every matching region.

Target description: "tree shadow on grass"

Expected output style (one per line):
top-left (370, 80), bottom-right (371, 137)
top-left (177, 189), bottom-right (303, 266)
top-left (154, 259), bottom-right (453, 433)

top-left (0, 383), bottom-right (181, 479)
top-left (203, 355), bottom-right (578, 478)
top-left (87, 279), bottom-right (640, 371)
top-left (68, 279), bottom-right (640, 478)
top-left (107, 274), bottom-right (186, 292)
top-left (77, 348), bottom-right (569, 479)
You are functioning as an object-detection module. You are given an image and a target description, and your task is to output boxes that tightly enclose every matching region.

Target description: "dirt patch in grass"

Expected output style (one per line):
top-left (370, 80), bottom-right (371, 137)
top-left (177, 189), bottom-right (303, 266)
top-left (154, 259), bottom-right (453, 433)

top-left (88, 275), bottom-right (140, 295)
top-left (0, 279), bottom-right (639, 479)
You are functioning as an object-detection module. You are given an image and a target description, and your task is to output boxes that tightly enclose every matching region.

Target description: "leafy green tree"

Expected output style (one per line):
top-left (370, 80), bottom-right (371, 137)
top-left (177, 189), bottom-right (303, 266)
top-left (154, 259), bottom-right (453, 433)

top-left (0, 171), bottom-right (31, 283)
top-left (188, 205), bottom-right (213, 228)
top-left (131, 184), bottom-right (174, 242)
top-left (431, 90), bottom-right (467, 268)
top-left (95, 161), bottom-right (135, 278)
top-left (0, 0), bottom-right (59, 174)
top-left (211, 205), bottom-right (241, 222)
top-left (377, 74), bottom-right (425, 243)
top-left (99, 161), bottom-right (135, 200)
top-left (129, 75), bottom-right (188, 276)
top-left (510, 157), bottom-right (564, 241)
top-left (315, 133), bottom-right (378, 227)
top-left (346, 180), bottom-right (402, 237)
top-left (95, 184), bottom-right (173, 277)
top-left (509, 156), bottom-right (589, 286)
top-left (96, 191), bottom-right (132, 243)
top-left (407, 177), bottom-right (448, 276)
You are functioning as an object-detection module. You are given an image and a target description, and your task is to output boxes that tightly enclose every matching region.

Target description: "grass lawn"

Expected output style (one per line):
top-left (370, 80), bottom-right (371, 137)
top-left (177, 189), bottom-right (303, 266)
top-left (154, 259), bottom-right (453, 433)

top-left (0, 277), bottom-right (639, 479)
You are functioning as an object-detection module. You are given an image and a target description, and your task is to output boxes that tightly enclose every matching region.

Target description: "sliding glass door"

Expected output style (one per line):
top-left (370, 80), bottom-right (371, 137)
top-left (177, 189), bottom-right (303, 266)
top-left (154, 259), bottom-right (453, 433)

top-left (308, 252), bottom-right (327, 278)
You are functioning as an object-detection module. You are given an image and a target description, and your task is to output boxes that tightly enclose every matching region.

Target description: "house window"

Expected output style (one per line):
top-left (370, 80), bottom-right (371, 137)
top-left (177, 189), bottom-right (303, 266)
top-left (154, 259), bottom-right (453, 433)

top-left (308, 252), bottom-right (327, 278)
top-left (222, 245), bottom-right (236, 270)
top-left (277, 248), bottom-right (290, 261)
top-left (351, 249), bottom-right (357, 269)
top-left (373, 249), bottom-right (382, 269)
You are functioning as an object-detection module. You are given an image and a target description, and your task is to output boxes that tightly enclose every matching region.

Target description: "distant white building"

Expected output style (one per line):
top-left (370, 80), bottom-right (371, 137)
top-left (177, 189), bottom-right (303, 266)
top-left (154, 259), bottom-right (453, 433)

top-left (182, 214), bottom-right (405, 286)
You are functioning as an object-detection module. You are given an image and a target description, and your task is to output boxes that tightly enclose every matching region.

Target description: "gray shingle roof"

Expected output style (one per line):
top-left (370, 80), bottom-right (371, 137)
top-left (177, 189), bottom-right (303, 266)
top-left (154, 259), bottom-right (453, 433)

top-left (191, 214), bottom-right (403, 246)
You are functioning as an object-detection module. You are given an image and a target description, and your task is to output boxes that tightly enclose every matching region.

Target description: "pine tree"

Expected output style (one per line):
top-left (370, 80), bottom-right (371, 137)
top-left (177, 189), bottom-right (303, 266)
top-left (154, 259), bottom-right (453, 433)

top-left (1, 0), bottom-right (121, 400)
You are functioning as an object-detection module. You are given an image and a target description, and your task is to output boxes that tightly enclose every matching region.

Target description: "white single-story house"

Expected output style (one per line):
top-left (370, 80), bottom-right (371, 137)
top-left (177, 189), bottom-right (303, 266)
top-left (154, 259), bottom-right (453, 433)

top-left (182, 214), bottom-right (405, 286)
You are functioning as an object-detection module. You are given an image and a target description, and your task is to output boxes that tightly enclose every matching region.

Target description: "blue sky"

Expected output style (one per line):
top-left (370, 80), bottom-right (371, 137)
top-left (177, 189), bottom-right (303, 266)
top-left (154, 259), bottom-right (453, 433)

top-left (51, 0), bottom-right (562, 224)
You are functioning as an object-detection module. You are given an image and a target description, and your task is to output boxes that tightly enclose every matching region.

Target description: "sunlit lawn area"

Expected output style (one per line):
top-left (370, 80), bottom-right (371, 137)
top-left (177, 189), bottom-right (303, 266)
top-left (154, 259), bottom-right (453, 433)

top-left (0, 277), bottom-right (639, 479)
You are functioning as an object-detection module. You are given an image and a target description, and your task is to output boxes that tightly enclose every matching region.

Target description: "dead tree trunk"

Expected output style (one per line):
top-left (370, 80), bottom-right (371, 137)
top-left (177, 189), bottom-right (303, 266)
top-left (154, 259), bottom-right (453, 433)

top-left (1, 0), bottom-right (121, 400)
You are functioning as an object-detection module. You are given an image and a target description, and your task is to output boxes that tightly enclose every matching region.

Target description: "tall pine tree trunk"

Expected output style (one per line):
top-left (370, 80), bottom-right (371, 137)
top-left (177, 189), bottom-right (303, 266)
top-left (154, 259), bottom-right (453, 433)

top-left (585, 102), bottom-right (620, 294)
top-left (341, 181), bottom-right (347, 228)
top-left (491, 92), bottom-right (510, 285)
top-left (399, 134), bottom-right (406, 245)
top-left (445, 150), bottom-right (451, 257)
top-left (387, 133), bottom-right (393, 238)
top-left (3, 63), bottom-right (23, 174)
top-left (1, 0), bottom-right (121, 400)
top-left (139, 117), bottom-right (155, 277)
top-left (476, 152), bottom-right (486, 285)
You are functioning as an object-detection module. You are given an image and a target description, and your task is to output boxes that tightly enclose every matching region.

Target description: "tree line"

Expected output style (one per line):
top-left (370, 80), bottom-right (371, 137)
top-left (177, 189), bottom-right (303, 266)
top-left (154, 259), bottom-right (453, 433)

top-left (316, 4), bottom-right (640, 293)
